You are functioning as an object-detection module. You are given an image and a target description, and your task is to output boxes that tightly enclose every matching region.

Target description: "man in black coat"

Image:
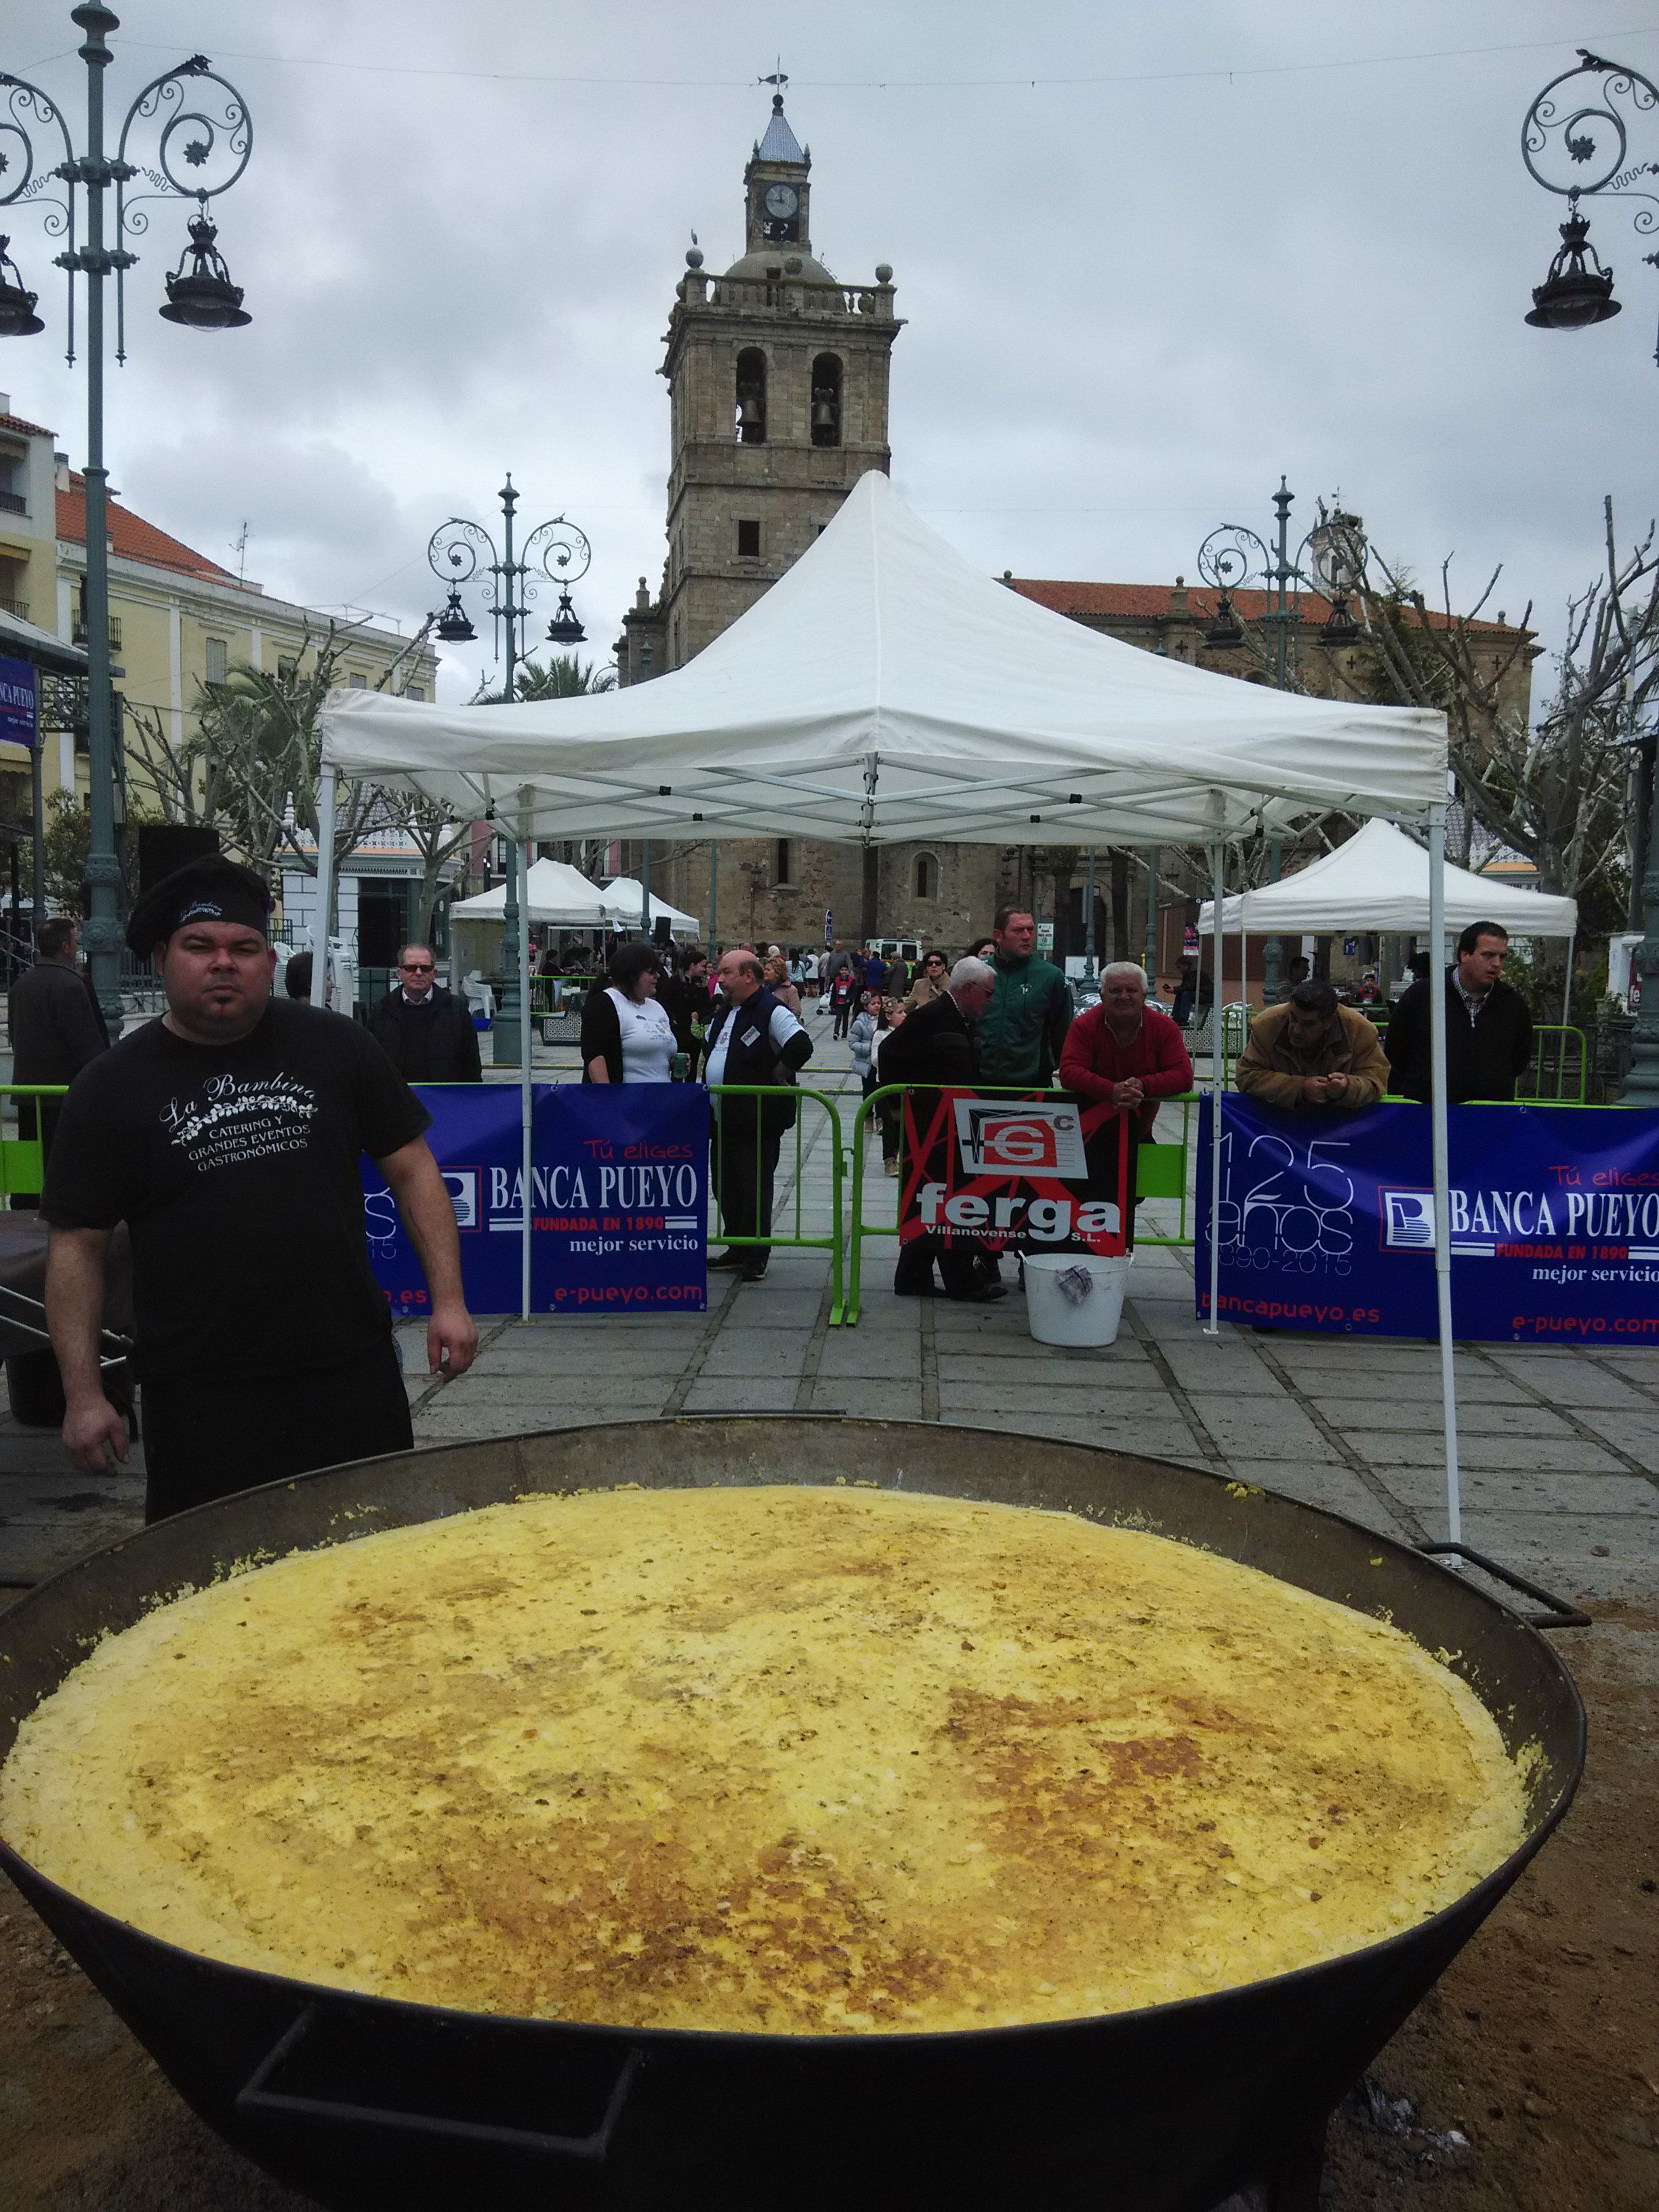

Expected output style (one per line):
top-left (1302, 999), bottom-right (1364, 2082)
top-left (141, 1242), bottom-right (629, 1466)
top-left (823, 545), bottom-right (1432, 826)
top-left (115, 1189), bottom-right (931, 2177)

top-left (878, 956), bottom-right (1002, 1301)
top-left (367, 944), bottom-right (482, 1084)
top-left (1384, 921), bottom-right (1534, 1104)
top-left (7, 918), bottom-right (109, 1201)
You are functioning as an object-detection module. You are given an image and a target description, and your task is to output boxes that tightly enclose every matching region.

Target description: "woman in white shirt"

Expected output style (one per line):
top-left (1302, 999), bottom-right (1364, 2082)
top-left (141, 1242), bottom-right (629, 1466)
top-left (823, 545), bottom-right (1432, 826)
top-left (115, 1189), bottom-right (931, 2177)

top-left (579, 943), bottom-right (677, 1084)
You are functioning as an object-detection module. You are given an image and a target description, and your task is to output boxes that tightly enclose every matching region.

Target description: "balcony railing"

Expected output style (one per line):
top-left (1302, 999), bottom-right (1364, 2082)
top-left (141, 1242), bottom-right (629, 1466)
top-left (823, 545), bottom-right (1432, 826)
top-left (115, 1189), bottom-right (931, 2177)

top-left (681, 272), bottom-right (897, 321)
top-left (0, 597), bottom-right (28, 624)
top-left (71, 615), bottom-right (122, 651)
top-left (0, 490), bottom-right (26, 516)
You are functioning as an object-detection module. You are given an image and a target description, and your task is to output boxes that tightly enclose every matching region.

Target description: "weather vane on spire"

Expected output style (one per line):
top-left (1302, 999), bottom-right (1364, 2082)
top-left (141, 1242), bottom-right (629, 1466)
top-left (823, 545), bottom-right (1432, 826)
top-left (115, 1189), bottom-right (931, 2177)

top-left (760, 64), bottom-right (788, 96)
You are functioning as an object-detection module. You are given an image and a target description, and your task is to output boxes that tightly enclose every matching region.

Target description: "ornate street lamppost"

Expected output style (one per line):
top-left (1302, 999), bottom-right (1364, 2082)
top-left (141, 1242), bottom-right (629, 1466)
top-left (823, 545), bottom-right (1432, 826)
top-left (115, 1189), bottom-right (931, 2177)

top-left (1521, 53), bottom-right (1659, 1101)
top-left (1195, 481), bottom-right (1364, 997)
top-left (1629, 732), bottom-right (1659, 1107)
top-left (1521, 50), bottom-right (1658, 357)
top-left (426, 479), bottom-right (591, 1066)
top-left (0, 6), bottom-right (251, 1031)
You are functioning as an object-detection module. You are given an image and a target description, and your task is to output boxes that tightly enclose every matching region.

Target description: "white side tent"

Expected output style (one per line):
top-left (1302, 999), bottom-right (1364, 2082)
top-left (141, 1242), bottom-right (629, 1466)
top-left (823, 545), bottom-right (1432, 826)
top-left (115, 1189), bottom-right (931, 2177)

top-left (600, 878), bottom-right (701, 939)
top-left (448, 856), bottom-right (609, 926)
top-left (319, 470), bottom-right (1471, 1544)
top-left (1199, 817), bottom-right (1577, 938)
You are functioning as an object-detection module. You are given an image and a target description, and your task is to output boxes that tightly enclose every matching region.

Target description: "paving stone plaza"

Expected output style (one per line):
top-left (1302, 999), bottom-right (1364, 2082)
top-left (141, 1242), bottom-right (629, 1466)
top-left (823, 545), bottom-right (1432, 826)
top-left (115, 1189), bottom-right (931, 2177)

top-left (1, 1017), bottom-right (1653, 1612)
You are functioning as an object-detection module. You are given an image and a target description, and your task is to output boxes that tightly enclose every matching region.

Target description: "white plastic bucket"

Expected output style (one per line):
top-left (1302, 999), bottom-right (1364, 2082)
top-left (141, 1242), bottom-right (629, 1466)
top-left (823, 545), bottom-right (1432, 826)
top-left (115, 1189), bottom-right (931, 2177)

top-left (1022, 1250), bottom-right (1132, 1348)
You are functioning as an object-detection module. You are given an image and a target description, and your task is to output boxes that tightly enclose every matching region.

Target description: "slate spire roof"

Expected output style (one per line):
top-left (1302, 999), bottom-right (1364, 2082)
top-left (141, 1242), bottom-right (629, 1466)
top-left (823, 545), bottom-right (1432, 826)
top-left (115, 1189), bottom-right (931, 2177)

top-left (755, 93), bottom-right (805, 165)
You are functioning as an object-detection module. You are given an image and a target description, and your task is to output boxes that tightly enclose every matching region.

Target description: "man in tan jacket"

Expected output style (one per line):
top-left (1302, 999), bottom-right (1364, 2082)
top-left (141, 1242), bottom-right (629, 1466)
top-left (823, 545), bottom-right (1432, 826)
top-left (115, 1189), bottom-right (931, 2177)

top-left (1236, 979), bottom-right (1391, 1110)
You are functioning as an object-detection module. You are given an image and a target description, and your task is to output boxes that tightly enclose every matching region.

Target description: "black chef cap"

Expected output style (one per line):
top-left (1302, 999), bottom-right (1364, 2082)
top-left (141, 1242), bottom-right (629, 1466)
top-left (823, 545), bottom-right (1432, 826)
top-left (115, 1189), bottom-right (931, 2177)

top-left (126, 855), bottom-right (274, 954)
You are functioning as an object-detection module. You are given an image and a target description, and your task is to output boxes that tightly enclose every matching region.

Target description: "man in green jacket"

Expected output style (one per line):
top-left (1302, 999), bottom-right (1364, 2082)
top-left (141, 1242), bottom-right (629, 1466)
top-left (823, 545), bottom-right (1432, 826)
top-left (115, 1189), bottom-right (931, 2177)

top-left (977, 907), bottom-right (1073, 1089)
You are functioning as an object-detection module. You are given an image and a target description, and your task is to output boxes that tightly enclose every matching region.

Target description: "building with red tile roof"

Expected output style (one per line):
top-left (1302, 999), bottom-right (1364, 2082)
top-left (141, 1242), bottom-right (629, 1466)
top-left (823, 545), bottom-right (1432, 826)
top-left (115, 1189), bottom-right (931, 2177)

top-left (1, 396), bottom-right (435, 857)
top-left (56, 472), bottom-right (239, 586)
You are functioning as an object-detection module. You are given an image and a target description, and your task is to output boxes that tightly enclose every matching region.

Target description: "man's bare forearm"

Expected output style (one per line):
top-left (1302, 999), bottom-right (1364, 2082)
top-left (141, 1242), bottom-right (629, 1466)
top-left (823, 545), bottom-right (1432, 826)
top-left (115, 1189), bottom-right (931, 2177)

top-left (45, 1226), bottom-right (114, 1406)
top-left (379, 1139), bottom-right (466, 1307)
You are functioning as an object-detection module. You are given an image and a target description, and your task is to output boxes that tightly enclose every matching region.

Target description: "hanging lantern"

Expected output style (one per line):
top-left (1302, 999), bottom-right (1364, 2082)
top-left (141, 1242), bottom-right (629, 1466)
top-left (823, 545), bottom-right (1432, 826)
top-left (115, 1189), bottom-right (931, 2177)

top-left (0, 237), bottom-right (44, 338)
top-left (546, 590), bottom-right (586, 647)
top-left (1525, 203), bottom-right (1620, 331)
top-left (1319, 594), bottom-right (1361, 650)
top-left (159, 201), bottom-right (251, 330)
top-left (434, 589), bottom-right (476, 643)
top-left (1204, 592), bottom-right (1243, 650)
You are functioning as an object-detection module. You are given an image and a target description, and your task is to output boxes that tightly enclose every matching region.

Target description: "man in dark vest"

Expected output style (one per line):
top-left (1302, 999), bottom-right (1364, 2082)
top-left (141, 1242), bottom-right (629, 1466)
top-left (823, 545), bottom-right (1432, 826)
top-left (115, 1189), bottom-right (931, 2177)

top-left (703, 948), bottom-right (813, 1282)
top-left (1385, 920), bottom-right (1534, 1104)
top-left (367, 943), bottom-right (482, 1083)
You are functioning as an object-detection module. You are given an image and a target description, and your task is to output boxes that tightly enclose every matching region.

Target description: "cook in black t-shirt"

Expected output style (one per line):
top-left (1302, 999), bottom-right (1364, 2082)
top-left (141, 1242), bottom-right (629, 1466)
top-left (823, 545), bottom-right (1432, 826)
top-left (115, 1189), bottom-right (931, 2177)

top-left (43, 855), bottom-right (478, 1521)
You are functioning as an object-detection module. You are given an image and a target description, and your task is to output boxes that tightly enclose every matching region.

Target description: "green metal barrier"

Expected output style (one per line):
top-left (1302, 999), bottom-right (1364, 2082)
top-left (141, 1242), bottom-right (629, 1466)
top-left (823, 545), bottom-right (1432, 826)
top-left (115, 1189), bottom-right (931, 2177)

top-left (0, 1086), bottom-right (69, 1199)
top-left (708, 1085), bottom-right (846, 1324)
top-left (1519, 1025), bottom-right (1588, 1105)
top-left (1133, 1092), bottom-right (1201, 1249)
top-left (1220, 1004), bottom-right (1250, 1089)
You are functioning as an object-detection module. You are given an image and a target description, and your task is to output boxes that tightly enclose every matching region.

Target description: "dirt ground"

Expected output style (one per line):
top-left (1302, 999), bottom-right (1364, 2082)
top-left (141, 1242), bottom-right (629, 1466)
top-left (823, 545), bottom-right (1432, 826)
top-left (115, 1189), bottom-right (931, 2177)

top-left (1, 1601), bottom-right (1653, 2212)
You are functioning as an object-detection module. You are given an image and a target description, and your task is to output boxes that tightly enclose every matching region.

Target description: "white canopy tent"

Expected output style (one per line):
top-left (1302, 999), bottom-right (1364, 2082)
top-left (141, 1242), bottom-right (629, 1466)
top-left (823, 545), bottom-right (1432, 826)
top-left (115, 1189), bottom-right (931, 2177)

top-left (448, 857), bottom-right (609, 928)
top-left (600, 878), bottom-right (701, 939)
top-left (1199, 817), bottom-right (1577, 937)
top-left (315, 472), bottom-right (1472, 1549)
top-left (319, 470), bottom-right (1446, 846)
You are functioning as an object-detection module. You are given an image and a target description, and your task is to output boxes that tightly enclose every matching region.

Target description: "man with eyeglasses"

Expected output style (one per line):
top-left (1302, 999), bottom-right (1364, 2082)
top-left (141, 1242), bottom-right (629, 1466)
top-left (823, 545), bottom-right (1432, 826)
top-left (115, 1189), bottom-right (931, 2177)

top-left (367, 944), bottom-right (483, 1085)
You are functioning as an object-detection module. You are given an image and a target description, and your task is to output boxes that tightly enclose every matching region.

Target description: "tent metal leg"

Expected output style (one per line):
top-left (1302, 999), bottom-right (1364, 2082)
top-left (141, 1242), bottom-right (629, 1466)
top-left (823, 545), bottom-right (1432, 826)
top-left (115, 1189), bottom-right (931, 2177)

top-left (519, 798), bottom-right (535, 1324)
top-left (1206, 839), bottom-right (1225, 1338)
top-left (312, 764), bottom-right (337, 998)
top-left (1428, 804), bottom-right (1462, 1547)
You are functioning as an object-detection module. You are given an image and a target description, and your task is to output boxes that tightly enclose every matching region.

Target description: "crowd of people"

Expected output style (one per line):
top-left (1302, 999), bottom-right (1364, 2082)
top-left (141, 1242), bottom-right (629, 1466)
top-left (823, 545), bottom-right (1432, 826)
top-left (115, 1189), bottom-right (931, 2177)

top-left (9, 869), bottom-right (1538, 1524)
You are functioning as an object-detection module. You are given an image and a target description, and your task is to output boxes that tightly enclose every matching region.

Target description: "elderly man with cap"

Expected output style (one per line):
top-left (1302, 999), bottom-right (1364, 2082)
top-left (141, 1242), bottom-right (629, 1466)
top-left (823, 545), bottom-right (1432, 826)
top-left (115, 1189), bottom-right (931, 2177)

top-left (41, 855), bottom-right (478, 1523)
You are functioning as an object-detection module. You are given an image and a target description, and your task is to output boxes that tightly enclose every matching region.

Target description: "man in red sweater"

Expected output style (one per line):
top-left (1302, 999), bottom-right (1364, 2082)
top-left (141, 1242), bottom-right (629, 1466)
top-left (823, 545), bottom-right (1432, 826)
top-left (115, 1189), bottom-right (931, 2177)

top-left (1058, 962), bottom-right (1193, 1247)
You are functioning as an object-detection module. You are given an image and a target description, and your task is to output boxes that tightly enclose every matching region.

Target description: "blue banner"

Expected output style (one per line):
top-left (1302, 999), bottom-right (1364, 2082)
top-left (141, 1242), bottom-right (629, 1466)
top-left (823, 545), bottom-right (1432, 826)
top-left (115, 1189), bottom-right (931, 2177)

top-left (0, 656), bottom-right (38, 752)
top-left (1197, 1092), bottom-right (1659, 1344)
top-left (363, 1083), bottom-right (708, 1319)
top-left (363, 1084), bottom-right (529, 1319)
top-left (537, 1084), bottom-right (708, 1315)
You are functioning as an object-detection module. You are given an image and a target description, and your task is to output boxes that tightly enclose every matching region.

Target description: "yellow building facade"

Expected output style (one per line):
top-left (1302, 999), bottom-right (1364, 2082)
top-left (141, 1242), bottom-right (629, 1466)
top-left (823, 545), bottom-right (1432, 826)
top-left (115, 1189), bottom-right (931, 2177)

top-left (0, 390), bottom-right (433, 823)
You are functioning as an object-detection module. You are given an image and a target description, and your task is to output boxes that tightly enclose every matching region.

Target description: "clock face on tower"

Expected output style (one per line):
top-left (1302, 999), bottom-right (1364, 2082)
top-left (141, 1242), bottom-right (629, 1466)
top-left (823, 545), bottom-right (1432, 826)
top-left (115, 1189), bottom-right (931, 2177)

top-left (758, 179), bottom-right (801, 242)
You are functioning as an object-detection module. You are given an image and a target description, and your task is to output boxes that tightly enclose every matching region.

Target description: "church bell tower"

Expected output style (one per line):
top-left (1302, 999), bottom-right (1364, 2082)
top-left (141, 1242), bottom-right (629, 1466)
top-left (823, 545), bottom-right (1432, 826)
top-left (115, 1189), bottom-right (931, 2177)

top-left (622, 84), bottom-right (903, 682)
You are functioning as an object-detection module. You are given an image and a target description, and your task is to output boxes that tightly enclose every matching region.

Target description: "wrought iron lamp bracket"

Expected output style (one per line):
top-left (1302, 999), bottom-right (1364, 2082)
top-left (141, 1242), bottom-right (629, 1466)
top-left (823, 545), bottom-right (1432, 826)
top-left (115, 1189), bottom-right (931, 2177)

top-left (0, 48), bottom-right (250, 362)
top-left (1523, 50), bottom-right (1659, 360)
top-left (0, 73), bottom-right (76, 353)
top-left (113, 58), bottom-right (251, 360)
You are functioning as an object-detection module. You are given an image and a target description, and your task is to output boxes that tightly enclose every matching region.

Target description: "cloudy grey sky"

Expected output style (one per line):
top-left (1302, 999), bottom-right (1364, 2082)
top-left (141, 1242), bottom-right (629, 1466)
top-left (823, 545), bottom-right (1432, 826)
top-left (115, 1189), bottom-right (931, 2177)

top-left (5, 0), bottom-right (1657, 702)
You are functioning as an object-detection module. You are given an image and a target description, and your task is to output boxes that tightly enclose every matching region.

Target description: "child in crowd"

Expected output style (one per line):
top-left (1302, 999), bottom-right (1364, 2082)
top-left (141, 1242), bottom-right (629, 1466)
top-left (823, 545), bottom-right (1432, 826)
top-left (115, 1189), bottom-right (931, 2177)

top-left (849, 989), bottom-right (882, 1109)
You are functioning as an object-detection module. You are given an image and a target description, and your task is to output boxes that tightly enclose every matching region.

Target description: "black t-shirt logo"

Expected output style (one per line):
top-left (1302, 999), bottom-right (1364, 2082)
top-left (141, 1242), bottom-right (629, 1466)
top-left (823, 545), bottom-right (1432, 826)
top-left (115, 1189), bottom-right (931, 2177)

top-left (161, 1071), bottom-right (320, 1175)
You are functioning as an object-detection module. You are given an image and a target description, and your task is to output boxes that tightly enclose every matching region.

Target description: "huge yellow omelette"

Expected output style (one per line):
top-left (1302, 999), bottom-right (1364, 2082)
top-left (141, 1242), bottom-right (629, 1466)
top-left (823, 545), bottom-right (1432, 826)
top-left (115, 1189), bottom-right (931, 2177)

top-left (0, 1485), bottom-right (1528, 2034)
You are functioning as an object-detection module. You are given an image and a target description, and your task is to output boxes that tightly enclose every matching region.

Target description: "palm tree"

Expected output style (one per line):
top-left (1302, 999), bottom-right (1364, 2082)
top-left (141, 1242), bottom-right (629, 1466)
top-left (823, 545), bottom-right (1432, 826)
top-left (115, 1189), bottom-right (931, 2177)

top-left (472, 653), bottom-right (619, 705)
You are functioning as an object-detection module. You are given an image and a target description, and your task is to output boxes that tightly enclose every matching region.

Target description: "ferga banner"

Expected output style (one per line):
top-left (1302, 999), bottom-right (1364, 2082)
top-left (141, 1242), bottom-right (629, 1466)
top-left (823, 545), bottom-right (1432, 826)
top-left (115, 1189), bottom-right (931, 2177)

top-left (1197, 1092), bottom-right (1659, 1343)
top-left (364, 1084), bottom-right (710, 1318)
top-left (536, 1083), bottom-right (708, 1315)
top-left (899, 1090), bottom-right (1128, 1258)
top-left (362, 1082), bottom-right (528, 1319)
